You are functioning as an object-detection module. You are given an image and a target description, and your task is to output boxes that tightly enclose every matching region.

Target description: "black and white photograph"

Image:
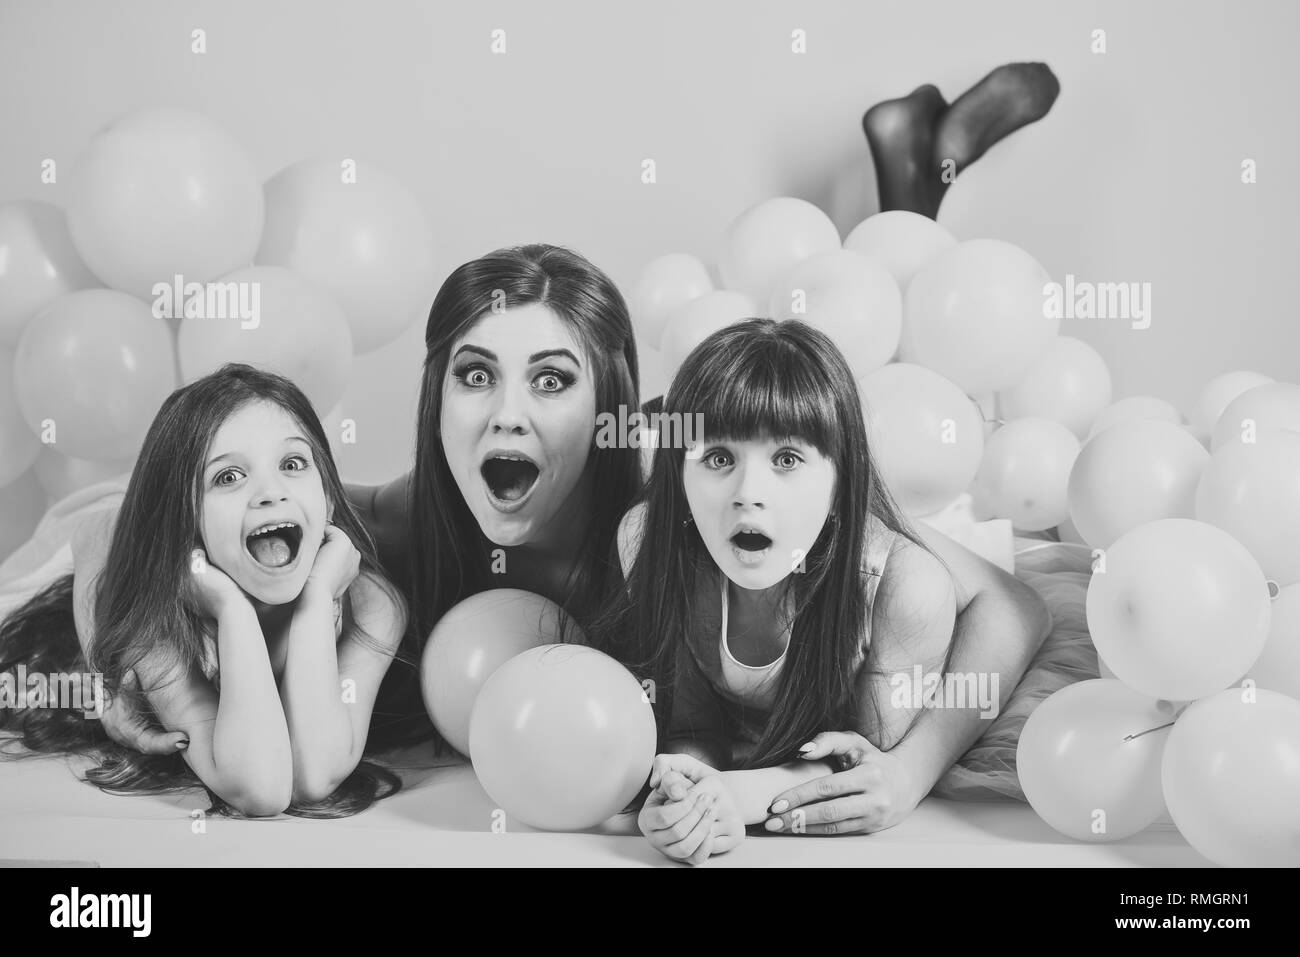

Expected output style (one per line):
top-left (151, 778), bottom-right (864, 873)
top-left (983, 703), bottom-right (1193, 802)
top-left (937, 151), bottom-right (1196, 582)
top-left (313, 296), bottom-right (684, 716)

top-left (0, 0), bottom-right (1296, 900)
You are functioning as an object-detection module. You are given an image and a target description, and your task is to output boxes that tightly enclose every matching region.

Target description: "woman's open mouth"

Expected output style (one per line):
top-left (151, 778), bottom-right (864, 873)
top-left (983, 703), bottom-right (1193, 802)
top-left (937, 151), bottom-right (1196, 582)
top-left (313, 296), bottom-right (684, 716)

top-left (481, 452), bottom-right (541, 512)
top-left (245, 521), bottom-right (304, 570)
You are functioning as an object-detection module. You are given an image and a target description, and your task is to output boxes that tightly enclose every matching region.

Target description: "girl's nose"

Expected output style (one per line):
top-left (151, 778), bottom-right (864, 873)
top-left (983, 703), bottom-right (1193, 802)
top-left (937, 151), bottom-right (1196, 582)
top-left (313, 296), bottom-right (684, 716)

top-left (732, 462), bottom-right (769, 509)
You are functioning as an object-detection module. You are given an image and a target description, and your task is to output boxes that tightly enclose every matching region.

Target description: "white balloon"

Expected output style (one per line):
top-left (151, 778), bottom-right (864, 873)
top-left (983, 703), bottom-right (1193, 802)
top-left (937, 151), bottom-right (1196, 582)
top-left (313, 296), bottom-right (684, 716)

top-left (629, 253), bottom-right (713, 349)
top-left (767, 249), bottom-right (900, 377)
top-left (843, 211), bottom-right (957, 289)
top-left (1085, 395), bottom-right (1183, 441)
top-left (719, 198), bottom-right (840, 303)
top-left (999, 336), bottom-right (1112, 439)
top-left (1189, 370), bottom-right (1275, 445)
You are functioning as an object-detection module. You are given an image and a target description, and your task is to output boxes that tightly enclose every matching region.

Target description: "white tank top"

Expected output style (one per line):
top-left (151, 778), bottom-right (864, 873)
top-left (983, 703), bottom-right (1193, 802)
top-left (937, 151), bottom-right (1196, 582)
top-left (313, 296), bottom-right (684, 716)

top-left (717, 578), bottom-right (787, 709)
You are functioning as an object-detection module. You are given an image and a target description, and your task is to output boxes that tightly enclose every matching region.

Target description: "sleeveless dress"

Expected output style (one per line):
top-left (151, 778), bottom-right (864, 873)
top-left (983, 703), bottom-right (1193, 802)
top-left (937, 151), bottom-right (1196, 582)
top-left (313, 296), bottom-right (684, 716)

top-left (672, 513), bottom-right (897, 766)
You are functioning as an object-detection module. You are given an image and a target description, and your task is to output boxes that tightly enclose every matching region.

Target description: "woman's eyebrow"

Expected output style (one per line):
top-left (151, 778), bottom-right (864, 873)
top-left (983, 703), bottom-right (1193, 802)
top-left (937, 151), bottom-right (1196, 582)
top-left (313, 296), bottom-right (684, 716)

top-left (528, 348), bottom-right (581, 366)
top-left (452, 344), bottom-right (495, 361)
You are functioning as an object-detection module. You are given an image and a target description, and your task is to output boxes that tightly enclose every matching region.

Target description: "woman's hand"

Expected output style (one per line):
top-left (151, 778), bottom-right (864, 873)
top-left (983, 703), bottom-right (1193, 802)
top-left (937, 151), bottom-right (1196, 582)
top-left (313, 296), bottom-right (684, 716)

top-left (188, 548), bottom-right (248, 619)
top-left (98, 668), bottom-right (189, 754)
top-left (304, 524), bottom-right (360, 603)
top-left (639, 753), bottom-right (745, 864)
top-left (761, 731), bottom-right (921, 836)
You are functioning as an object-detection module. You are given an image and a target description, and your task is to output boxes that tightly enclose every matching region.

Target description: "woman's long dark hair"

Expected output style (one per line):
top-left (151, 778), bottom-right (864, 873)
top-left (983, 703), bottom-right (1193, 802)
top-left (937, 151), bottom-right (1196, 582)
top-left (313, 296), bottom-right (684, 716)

top-left (408, 244), bottom-right (642, 645)
top-left (0, 363), bottom-right (411, 818)
top-left (599, 319), bottom-right (945, 769)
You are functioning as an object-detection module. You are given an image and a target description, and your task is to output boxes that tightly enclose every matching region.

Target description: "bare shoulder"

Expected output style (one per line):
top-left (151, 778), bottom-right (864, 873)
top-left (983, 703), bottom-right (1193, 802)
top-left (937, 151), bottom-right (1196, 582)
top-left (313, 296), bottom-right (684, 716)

top-left (872, 532), bottom-right (957, 654)
top-left (616, 501), bottom-right (649, 578)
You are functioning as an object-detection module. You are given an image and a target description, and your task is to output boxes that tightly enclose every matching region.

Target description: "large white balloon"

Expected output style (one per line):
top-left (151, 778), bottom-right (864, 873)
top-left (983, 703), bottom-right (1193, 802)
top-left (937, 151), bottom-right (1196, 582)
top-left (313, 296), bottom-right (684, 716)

top-left (843, 211), bottom-right (956, 289)
top-left (659, 290), bottom-right (758, 381)
top-left (176, 266), bottom-right (353, 414)
top-left (1189, 370), bottom-right (1275, 445)
top-left (1210, 382), bottom-right (1300, 451)
top-left (1067, 418), bottom-right (1208, 549)
top-left (969, 417), bottom-right (1080, 531)
top-left (0, 201), bottom-right (98, 347)
top-left (66, 108), bottom-right (263, 300)
top-left (1162, 688), bottom-right (1300, 867)
top-left (257, 158), bottom-right (438, 355)
top-left (998, 336), bottom-right (1112, 439)
top-left (1195, 427), bottom-right (1300, 586)
top-left (1016, 679), bottom-right (1170, 842)
top-left (901, 239), bottom-right (1058, 394)
top-left (630, 253), bottom-right (713, 350)
top-left (858, 363), bottom-right (984, 516)
top-left (767, 249), bottom-right (900, 377)
top-left (1086, 518), bottom-right (1272, 701)
top-left (719, 198), bottom-right (840, 303)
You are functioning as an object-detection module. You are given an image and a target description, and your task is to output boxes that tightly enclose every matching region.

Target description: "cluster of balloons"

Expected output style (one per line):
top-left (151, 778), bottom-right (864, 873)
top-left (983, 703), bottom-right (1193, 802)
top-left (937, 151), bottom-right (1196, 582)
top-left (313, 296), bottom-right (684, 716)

top-left (630, 197), bottom-right (1299, 865)
top-left (0, 107), bottom-right (438, 555)
top-left (421, 590), bottom-right (656, 831)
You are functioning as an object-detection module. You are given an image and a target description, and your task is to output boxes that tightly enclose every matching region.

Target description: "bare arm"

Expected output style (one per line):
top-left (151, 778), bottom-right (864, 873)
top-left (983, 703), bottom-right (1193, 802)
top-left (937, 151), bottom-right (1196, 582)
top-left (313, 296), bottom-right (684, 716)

top-left (139, 597), bottom-right (293, 816)
top-left (882, 523), bottom-right (1052, 801)
top-left (279, 571), bottom-right (405, 802)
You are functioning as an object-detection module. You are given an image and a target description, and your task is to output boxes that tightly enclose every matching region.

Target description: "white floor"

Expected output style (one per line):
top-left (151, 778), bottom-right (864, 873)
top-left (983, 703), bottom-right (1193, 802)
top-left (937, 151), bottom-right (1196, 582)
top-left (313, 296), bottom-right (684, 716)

top-left (0, 742), bottom-right (1208, 868)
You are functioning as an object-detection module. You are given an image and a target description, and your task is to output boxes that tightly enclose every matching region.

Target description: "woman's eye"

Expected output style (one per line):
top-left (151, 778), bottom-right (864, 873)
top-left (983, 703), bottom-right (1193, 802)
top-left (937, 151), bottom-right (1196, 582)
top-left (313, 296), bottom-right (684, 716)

top-left (533, 369), bottom-right (573, 393)
top-left (775, 452), bottom-right (802, 470)
top-left (703, 450), bottom-right (733, 470)
top-left (283, 454), bottom-right (310, 472)
top-left (453, 364), bottom-right (493, 388)
top-left (213, 468), bottom-right (243, 487)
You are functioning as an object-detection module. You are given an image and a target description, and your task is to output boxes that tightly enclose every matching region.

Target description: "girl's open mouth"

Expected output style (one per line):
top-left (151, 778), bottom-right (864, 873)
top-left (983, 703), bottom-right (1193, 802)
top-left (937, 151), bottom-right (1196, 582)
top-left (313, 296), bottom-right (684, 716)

top-left (730, 531), bottom-right (773, 552)
top-left (481, 454), bottom-right (541, 508)
top-left (245, 521), bottom-right (303, 569)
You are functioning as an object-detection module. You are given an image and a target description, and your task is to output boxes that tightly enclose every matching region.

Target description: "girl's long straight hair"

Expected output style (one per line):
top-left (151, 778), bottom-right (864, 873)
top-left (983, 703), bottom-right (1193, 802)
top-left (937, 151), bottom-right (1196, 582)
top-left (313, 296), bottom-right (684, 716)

top-left (598, 319), bottom-right (943, 769)
top-left (407, 244), bottom-right (642, 646)
top-left (0, 363), bottom-right (411, 818)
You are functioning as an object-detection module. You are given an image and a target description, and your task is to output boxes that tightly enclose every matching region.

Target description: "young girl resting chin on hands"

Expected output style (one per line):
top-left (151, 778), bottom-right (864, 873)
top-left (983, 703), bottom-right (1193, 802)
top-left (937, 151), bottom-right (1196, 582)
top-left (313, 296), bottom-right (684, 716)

top-left (602, 320), bottom-right (1052, 864)
top-left (0, 364), bottom-right (412, 818)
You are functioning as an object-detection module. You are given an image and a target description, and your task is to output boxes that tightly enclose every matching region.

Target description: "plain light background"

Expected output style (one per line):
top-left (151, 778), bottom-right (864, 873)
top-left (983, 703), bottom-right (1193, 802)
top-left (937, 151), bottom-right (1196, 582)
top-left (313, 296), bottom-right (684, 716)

top-left (2, 0), bottom-right (1295, 485)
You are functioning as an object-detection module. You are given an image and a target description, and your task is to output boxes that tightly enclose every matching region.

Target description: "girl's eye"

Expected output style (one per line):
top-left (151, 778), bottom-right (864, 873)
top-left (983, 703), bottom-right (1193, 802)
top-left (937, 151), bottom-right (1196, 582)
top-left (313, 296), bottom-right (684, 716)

top-left (213, 468), bottom-right (243, 487)
top-left (775, 451), bottom-right (803, 471)
top-left (283, 454), bottom-right (310, 472)
top-left (703, 450), bottom-right (733, 470)
top-left (533, 369), bottom-right (574, 393)
top-left (452, 364), bottom-right (493, 388)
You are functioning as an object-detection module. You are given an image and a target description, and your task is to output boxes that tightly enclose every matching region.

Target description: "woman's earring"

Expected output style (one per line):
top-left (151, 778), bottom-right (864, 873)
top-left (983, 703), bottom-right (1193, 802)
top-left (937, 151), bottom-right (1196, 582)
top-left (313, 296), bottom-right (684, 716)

top-left (682, 514), bottom-right (694, 528)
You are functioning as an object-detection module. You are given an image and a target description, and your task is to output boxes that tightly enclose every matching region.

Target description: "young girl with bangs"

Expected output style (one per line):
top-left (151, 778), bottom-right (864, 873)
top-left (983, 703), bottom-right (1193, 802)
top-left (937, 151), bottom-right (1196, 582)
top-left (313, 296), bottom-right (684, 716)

top-left (606, 319), bottom-right (1053, 864)
top-left (0, 364), bottom-right (410, 818)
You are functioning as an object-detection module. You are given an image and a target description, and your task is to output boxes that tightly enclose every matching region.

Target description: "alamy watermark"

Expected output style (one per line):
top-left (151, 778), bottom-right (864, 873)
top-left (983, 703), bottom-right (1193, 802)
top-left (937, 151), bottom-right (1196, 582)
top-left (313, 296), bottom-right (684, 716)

top-left (152, 274), bottom-right (260, 329)
top-left (889, 665), bottom-right (1000, 719)
top-left (594, 405), bottom-right (704, 450)
top-left (0, 665), bottom-right (104, 718)
top-left (1043, 274), bottom-right (1151, 330)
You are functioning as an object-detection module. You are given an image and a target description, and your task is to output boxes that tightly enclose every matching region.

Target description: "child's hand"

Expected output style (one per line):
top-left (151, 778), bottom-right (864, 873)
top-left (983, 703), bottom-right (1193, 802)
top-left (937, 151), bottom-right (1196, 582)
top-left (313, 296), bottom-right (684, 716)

top-left (639, 754), bottom-right (745, 864)
top-left (762, 731), bottom-right (920, 835)
top-left (304, 524), bottom-right (360, 602)
top-left (188, 548), bottom-right (247, 618)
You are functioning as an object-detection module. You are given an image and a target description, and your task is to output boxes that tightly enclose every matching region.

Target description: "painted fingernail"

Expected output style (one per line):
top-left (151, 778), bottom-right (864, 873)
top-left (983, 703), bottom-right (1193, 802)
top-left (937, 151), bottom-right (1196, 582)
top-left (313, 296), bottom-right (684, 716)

top-left (770, 799), bottom-right (789, 814)
top-left (765, 818), bottom-right (784, 832)
top-left (798, 743), bottom-right (815, 754)
top-left (176, 739), bottom-right (189, 750)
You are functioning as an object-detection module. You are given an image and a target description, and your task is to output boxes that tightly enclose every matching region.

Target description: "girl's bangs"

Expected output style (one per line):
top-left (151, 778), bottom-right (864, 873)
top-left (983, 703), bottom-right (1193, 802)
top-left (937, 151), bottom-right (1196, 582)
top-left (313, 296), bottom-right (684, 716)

top-left (681, 345), bottom-right (843, 458)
